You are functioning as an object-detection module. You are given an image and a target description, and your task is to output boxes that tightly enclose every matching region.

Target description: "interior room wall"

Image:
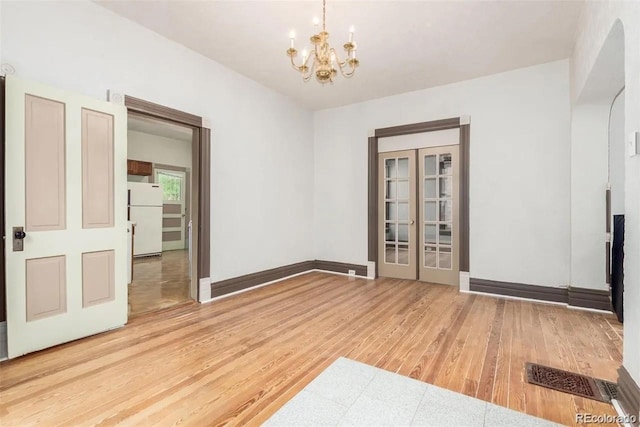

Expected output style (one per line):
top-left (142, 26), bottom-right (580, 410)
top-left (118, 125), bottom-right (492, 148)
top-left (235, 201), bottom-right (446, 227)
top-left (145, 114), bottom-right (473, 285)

top-left (609, 91), bottom-right (625, 215)
top-left (128, 130), bottom-right (192, 170)
top-left (570, 104), bottom-right (609, 291)
top-left (1, 0), bottom-right (315, 283)
top-left (127, 175), bottom-right (149, 184)
top-left (571, 0), bottom-right (640, 392)
top-left (314, 60), bottom-right (571, 288)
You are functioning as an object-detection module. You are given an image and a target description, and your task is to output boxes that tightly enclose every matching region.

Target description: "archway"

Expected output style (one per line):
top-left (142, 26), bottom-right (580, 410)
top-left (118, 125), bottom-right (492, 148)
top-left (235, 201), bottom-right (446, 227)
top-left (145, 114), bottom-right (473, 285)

top-left (570, 19), bottom-right (625, 300)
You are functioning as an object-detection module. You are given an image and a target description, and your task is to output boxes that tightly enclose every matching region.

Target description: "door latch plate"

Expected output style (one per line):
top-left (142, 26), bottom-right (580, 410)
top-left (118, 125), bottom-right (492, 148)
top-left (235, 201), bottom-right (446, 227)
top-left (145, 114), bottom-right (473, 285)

top-left (13, 226), bottom-right (25, 252)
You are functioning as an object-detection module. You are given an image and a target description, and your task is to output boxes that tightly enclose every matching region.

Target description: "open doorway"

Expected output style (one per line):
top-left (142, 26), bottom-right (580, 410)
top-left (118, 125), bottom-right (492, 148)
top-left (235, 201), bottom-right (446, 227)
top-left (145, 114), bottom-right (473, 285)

top-left (126, 113), bottom-right (195, 316)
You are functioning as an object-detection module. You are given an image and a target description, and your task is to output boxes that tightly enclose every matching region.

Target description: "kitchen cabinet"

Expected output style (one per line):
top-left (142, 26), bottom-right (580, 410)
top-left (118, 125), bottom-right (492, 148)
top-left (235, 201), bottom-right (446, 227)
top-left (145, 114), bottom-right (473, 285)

top-left (127, 159), bottom-right (153, 176)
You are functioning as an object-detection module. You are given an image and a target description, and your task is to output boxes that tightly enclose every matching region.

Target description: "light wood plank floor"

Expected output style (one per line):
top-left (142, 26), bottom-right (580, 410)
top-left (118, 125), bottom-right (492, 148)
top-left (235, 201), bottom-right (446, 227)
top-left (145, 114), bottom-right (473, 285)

top-left (128, 249), bottom-right (191, 317)
top-left (0, 272), bottom-right (623, 426)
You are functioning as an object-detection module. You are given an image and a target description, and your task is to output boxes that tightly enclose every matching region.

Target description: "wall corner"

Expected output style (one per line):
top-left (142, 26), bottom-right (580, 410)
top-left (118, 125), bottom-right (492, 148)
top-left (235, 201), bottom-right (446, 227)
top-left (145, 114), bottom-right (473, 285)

top-left (459, 271), bottom-right (470, 292)
top-left (199, 277), bottom-right (211, 302)
top-left (367, 261), bottom-right (376, 279)
top-left (107, 90), bottom-right (125, 105)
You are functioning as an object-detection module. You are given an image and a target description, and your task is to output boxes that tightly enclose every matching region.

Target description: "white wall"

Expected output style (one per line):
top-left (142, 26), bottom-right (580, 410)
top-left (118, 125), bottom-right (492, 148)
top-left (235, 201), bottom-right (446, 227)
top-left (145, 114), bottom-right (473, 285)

top-left (128, 130), bottom-right (192, 170)
top-left (571, 0), bottom-right (640, 393)
top-left (1, 0), bottom-right (315, 282)
top-left (570, 104), bottom-right (609, 290)
top-left (609, 91), bottom-right (625, 215)
top-left (314, 60), bottom-right (571, 288)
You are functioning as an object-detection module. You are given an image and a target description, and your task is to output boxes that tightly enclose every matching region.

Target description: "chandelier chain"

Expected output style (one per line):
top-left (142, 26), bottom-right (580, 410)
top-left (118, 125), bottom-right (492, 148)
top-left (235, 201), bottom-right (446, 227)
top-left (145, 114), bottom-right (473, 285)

top-left (322, 0), bottom-right (326, 31)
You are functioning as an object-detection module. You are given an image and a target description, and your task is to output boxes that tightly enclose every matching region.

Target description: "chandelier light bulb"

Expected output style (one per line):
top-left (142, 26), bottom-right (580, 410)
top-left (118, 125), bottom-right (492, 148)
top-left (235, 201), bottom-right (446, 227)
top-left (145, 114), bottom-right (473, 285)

top-left (313, 16), bottom-right (320, 26)
top-left (289, 30), bottom-right (296, 48)
top-left (302, 48), bottom-right (308, 62)
top-left (349, 25), bottom-right (355, 42)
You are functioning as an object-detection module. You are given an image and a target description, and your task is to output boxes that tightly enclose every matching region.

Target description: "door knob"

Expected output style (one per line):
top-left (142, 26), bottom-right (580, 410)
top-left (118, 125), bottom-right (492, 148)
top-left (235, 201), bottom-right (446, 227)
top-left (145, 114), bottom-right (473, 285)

top-left (410, 220), bottom-right (415, 225)
top-left (14, 230), bottom-right (26, 239)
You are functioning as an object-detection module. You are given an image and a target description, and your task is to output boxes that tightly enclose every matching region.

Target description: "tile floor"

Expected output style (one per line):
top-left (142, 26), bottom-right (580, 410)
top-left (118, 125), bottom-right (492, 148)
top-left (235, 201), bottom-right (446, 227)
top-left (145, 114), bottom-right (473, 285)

top-left (265, 357), bottom-right (561, 427)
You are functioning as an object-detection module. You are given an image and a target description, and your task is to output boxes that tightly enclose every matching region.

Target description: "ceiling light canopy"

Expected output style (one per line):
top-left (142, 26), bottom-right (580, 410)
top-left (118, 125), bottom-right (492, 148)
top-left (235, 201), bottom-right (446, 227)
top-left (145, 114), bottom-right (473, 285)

top-left (286, 0), bottom-right (359, 84)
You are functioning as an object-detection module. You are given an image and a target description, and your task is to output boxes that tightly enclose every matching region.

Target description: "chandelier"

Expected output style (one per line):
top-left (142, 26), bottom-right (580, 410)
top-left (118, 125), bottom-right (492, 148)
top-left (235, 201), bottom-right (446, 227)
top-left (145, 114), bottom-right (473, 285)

top-left (286, 0), bottom-right (359, 84)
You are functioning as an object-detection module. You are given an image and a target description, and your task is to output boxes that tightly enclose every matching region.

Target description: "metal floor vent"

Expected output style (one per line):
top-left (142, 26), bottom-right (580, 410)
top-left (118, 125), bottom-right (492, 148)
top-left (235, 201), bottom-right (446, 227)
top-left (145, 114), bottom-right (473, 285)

top-left (526, 362), bottom-right (617, 403)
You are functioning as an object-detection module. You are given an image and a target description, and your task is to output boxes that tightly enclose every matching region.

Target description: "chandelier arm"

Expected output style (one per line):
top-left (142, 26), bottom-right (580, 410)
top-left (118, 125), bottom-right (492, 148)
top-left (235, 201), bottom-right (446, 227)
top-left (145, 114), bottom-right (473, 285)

top-left (330, 47), bottom-right (356, 78)
top-left (302, 55), bottom-right (316, 81)
top-left (289, 55), bottom-right (302, 71)
top-left (290, 51), bottom-right (318, 77)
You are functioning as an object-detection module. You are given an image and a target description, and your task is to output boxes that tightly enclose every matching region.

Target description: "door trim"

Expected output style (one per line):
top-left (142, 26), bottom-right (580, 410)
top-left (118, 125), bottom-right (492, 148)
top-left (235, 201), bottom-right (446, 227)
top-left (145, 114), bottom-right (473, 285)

top-left (368, 117), bottom-right (470, 277)
top-left (124, 96), bottom-right (211, 300)
top-left (0, 77), bottom-right (5, 323)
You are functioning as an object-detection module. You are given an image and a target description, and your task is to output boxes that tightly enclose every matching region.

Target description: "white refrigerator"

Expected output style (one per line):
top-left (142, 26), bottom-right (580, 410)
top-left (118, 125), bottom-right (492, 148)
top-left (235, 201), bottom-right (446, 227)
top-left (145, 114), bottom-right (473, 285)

top-left (128, 182), bottom-right (163, 257)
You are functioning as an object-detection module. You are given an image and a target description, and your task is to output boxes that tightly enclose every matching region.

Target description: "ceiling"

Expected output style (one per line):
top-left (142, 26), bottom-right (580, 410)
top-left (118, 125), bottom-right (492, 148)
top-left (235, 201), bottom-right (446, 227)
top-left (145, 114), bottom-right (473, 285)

top-left (97, 0), bottom-right (585, 111)
top-left (128, 114), bottom-right (193, 142)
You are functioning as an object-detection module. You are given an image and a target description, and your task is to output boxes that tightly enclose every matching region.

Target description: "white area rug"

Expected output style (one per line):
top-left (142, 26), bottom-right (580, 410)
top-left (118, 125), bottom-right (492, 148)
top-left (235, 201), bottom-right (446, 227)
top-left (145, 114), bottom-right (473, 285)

top-left (265, 357), bottom-right (562, 427)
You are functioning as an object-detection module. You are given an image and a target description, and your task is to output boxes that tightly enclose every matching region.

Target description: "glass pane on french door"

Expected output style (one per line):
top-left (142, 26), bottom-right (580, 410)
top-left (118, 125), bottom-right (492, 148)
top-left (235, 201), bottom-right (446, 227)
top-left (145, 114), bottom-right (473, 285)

top-left (423, 153), bottom-right (452, 269)
top-left (384, 156), bottom-right (410, 266)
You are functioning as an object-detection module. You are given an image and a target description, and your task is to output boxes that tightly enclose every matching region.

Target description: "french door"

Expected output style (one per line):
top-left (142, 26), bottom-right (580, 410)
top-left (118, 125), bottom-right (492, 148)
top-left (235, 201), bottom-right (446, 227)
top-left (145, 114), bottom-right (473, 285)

top-left (378, 145), bottom-right (460, 286)
top-left (5, 75), bottom-right (128, 358)
top-left (418, 146), bottom-right (460, 285)
top-left (378, 150), bottom-right (417, 279)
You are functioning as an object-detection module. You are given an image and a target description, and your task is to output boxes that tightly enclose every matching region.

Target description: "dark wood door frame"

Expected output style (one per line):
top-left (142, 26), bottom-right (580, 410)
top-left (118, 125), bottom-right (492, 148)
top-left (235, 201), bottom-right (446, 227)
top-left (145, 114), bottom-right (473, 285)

top-left (368, 117), bottom-right (470, 278)
top-left (0, 77), bottom-right (6, 323)
top-left (124, 96), bottom-right (211, 300)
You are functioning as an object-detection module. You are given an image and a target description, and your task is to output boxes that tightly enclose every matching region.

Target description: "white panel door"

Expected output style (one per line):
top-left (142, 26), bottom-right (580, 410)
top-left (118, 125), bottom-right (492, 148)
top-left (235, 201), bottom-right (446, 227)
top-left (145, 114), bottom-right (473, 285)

top-left (5, 75), bottom-right (128, 358)
top-left (155, 168), bottom-right (186, 251)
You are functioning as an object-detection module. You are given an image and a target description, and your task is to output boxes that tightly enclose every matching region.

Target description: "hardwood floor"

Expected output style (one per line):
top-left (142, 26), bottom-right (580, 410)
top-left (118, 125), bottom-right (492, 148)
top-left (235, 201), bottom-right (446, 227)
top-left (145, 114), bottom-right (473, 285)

top-left (128, 249), bottom-right (191, 317)
top-left (0, 272), bottom-right (622, 426)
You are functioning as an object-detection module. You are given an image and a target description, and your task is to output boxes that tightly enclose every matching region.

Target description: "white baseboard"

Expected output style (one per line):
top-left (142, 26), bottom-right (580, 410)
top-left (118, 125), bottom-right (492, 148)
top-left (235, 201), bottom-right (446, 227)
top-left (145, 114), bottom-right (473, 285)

top-left (199, 268), bottom-right (371, 304)
top-left (459, 271), bottom-right (470, 292)
top-left (566, 305), bottom-right (615, 314)
top-left (198, 277), bottom-right (211, 302)
top-left (611, 399), bottom-right (636, 427)
top-left (462, 289), bottom-right (567, 306)
top-left (462, 289), bottom-right (613, 314)
top-left (199, 270), bottom-right (312, 304)
top-left (311, 269), bottom-right (371, 280)
top-left (367, 262), bottom-right (376, 279)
